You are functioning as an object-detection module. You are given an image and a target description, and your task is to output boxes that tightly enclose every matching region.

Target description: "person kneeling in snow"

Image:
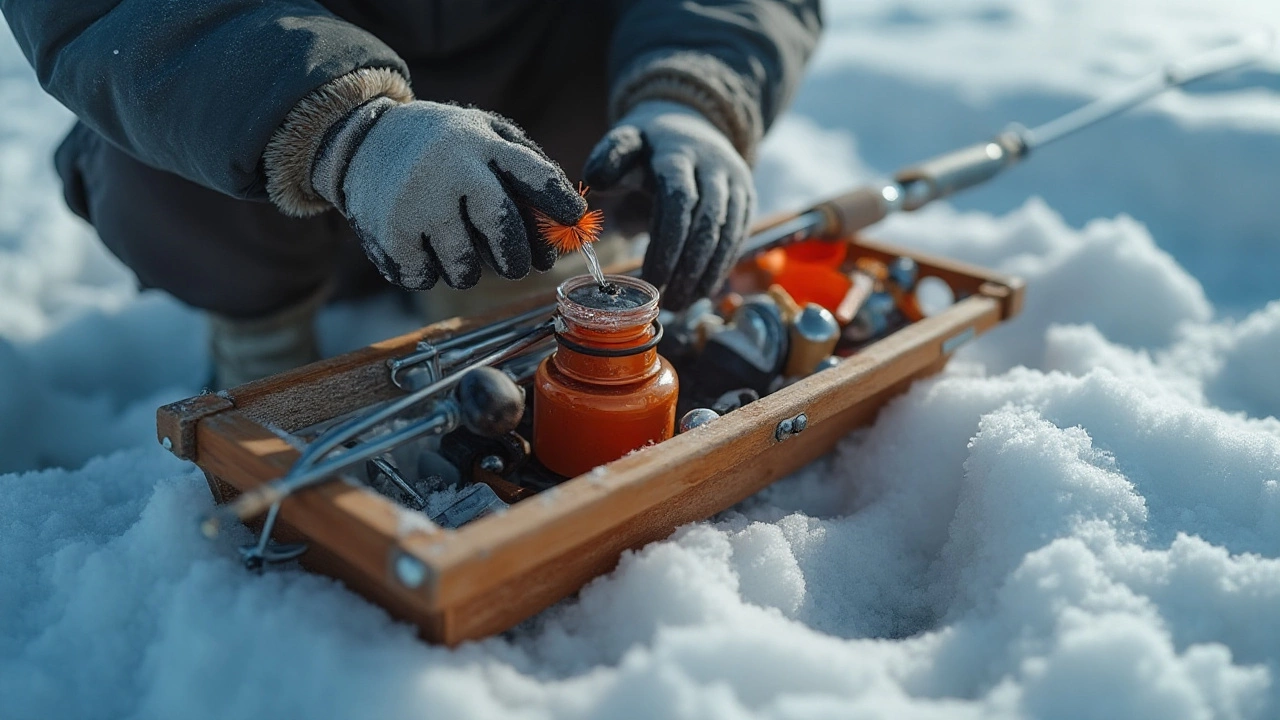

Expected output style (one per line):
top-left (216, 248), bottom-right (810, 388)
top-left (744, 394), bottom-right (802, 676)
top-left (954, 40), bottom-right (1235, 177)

top-left (2, 0), bottom-right (821, 387)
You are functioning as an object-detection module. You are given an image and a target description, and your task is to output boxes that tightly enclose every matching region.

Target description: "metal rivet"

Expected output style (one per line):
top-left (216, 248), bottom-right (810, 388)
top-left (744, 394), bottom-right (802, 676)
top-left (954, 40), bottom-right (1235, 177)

top-left (393, 552), bottom-right (428, 588)
top-left (776, 413), bottom-right (808, 442)
top-left (161, 436), bottom-right (173, 450)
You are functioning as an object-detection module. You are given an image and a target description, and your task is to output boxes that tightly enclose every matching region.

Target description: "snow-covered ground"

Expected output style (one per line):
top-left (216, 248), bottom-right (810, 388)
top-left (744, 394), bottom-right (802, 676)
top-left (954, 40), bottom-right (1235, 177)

top-left (3, 2), bottom-right (1280, 718)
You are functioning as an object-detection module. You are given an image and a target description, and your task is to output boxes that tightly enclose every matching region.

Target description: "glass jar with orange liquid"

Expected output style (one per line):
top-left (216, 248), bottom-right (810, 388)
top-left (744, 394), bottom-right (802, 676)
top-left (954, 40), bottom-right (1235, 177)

top-left (533, 275), bottom-right (678, 477)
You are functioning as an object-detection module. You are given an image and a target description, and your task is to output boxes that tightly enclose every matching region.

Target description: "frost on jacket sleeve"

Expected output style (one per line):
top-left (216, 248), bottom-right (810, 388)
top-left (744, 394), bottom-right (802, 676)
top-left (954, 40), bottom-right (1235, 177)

top-left (608, 0), bottom-right (823, 163)
top-left (0, 0), bottom-right (410, 199)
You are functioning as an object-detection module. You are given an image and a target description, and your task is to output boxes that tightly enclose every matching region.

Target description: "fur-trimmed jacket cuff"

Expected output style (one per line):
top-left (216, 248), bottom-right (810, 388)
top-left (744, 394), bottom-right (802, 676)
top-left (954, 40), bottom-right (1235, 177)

top-left (264, 67), bottom-right (414, 217)
top-left (609, 50), bottom-right (764, 164)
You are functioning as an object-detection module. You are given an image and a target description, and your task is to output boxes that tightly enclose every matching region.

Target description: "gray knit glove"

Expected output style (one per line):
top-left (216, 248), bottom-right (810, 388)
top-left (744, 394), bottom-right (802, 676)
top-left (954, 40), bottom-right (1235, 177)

top-left (584, 100), bottom-right (754, 311)
top-left (312, 98), bottom-right (587, 290)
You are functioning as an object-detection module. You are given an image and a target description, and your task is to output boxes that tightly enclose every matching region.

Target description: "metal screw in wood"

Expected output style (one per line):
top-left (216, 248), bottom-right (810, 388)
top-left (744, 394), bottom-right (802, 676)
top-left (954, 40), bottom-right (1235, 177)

top-left (775, 412), bottom-right (809, 442)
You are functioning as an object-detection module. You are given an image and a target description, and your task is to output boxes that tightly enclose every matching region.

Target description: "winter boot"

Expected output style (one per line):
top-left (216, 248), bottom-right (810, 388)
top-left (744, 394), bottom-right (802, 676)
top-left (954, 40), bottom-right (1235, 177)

top-left (208, 286), bottom-right (328, 389)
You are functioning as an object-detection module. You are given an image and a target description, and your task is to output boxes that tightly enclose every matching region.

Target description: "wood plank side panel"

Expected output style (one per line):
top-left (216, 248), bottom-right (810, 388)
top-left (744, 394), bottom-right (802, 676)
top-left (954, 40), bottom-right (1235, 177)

top-left (298, 529), bottom-right (449, 643)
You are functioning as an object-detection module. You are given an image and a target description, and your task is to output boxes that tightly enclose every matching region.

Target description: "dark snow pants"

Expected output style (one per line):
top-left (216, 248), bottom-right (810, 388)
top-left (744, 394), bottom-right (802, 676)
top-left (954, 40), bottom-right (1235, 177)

top-left (55, 122), bottom-right (378, 320)
top-left (53, 5), bottom-right (613, 321)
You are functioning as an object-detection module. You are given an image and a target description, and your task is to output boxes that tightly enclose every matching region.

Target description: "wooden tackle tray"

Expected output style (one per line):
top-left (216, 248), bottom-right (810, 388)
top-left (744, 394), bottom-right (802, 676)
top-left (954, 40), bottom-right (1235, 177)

top-left (158, 233), bottom-right (1024, 645)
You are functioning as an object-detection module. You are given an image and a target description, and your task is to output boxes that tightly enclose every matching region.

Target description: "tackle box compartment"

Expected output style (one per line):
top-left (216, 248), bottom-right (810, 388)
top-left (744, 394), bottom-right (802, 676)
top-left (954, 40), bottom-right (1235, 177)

top-left (158, 232), bottom-right (1024, 645)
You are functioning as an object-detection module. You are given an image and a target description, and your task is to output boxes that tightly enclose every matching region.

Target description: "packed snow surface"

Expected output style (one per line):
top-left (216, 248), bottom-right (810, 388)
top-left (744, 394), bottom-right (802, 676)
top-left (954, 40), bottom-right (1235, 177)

top-left (3, 1), bottom-right (1280, 718)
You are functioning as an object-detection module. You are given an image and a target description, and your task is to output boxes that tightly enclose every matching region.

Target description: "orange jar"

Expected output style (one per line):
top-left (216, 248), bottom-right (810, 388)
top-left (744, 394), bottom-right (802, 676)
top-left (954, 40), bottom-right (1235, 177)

top-left (533, 275), bottom-right (679, 477)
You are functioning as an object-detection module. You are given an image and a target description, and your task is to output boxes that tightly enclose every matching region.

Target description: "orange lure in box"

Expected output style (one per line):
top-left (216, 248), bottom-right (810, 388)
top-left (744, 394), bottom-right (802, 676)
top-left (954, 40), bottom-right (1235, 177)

top-left (533, 275), bottom-right (679, 478)
top-left (754, 239), bottom-right (852, 312)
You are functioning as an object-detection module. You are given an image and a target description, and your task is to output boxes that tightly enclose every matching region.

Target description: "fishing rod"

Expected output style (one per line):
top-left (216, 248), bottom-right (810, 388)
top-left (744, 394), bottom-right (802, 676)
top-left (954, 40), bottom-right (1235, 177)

top-left (200, 35), bottom-right (1273, 538)
top-left (745, 32), bottom-right (1276, 256)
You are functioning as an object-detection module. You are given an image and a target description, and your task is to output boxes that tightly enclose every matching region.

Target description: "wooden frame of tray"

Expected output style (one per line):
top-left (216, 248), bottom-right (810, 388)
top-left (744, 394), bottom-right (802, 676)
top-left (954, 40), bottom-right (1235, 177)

top-left (158, 233), bottom-right (1024, 645)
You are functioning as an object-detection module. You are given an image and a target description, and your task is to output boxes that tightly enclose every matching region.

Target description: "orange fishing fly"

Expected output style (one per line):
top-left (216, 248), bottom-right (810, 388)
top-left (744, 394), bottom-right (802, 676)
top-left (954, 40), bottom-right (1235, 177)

top-left (534, 183), bottom-right (605, 254)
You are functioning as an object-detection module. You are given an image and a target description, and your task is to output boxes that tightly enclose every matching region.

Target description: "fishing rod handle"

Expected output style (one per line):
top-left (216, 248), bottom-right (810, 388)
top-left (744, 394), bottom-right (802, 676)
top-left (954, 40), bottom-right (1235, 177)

top-left (894, 130), bottom-right (1027, 210)
top-left (811, 187), bottom-right (893, 238)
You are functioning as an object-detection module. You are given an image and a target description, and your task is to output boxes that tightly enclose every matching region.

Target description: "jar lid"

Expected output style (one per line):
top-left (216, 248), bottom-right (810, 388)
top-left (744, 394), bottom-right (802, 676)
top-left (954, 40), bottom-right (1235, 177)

top-left (557, 275), bottom-right (660, 331)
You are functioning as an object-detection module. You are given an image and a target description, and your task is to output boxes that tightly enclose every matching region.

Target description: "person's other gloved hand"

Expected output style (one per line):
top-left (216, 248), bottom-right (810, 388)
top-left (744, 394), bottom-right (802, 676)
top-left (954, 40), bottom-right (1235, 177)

top-left (311, 99), bottom-right (587, 291)
top-left (584, 100), bottom-right (754, 311)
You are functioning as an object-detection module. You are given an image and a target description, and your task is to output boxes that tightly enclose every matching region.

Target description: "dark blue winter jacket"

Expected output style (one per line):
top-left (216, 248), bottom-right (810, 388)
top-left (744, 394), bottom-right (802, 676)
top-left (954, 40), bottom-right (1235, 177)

top-left (0, 0), bottom-right (821, 199)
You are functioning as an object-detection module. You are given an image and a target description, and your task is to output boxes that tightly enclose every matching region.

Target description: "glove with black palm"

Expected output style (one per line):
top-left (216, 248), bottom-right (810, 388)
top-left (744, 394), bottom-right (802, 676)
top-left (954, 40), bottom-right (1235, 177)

top-left (584, 100), bottom-right (754, 311)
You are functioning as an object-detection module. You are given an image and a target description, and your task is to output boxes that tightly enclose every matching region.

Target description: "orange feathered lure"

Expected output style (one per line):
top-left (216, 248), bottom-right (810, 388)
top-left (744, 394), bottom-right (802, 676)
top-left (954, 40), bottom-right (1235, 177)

top-left (534, 183), bottom-right (608, 286)
top-left (534, 182), bottom-right (605, 254)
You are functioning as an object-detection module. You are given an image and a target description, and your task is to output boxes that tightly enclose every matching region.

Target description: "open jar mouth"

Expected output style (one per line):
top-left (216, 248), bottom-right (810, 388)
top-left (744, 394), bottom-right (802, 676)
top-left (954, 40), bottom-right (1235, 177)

top-left (556, 274), bottom-right (660, 332)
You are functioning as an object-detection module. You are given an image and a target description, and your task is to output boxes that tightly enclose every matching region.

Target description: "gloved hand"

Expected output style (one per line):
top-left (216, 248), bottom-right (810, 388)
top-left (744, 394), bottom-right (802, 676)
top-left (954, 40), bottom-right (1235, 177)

top-left (311, 99), bottom-right (587, 290)
top-left (584, 100), bottom-right (754, 310)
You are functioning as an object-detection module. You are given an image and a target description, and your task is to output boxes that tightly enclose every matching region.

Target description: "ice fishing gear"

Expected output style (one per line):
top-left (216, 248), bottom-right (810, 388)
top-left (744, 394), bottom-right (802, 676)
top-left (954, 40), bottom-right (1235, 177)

top-left (658, 297), bottom-right (723, 366)
top-left (200, 363), bottom-right (531, 539)
top-left (836, 269), bottom-right (876, 326)
top-left (164, 37), bottom-right (1272, 645)
top-left (784, 303), bottom-right (841, 378)
top-left (763, 285), bottom-right (841, 378)
top-left (887, 257), bottom-right (918, 293)
top-left (417, 450), bottom-right (462, 489)
top-left (812, 356), bottom-right (841, 374)
top-left (690, 294), bottom-right (789, 400)
top-left (163, 229), bottom-right (1026, 643)
top-left (885, 257), bottom-right (924, 323)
